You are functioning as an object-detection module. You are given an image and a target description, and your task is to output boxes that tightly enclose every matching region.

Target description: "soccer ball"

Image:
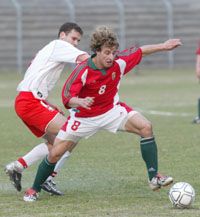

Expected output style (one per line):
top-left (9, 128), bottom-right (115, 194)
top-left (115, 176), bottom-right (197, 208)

top-left (168, 182), bottom-right (195, 208)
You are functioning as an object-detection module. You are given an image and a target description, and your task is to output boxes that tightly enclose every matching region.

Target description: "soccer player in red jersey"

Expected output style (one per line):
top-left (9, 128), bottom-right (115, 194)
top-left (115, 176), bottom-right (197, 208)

top-left (5, 22), bottom-right (89, 195)
top-left (23, 25), bottom-right (182, 202)
top-left (192, 44), bottom-right (200, 123)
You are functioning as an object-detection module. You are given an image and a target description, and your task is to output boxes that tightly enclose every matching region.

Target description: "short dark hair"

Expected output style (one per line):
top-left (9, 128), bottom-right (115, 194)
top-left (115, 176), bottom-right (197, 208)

top-left (58, 22), bottom-right (83, 37)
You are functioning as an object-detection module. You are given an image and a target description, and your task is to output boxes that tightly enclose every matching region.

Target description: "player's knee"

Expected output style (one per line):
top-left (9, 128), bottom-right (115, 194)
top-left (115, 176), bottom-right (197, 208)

top-left (48, 152), bottom-right (62, 163)
top-left (141, 121), bottom-right (153, 137)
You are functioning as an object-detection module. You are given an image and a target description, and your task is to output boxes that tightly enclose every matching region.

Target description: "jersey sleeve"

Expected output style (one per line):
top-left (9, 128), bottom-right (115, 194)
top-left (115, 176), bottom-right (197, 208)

top-left (117, 47), bottom-right (142, 74)
top-left (50, 40), bottom-right (86, 63)
top-left (62, 64), bottom-right (85, 109)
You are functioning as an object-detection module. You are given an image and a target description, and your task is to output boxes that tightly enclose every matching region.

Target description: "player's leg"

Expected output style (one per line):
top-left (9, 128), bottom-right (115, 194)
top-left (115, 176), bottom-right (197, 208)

top-left (24, 115), bottom-right (96, 201)
top-left (5, 94), bottom-right (70, 193)
top-left (5, 142), bottom-right (49, 191)
top-left (39, 114), bottom-right (74, 195)
top-left (5, 113), bottom-right (66, 192)
top-left (5, 93), bottom-right (56, 191)
top-left (97, 104), bottom-right (158, 188)
top-left (20, 113), bottom-right (72, 196)
top-left (192, 97), bottom-right (200, 123)
top-left (123, 112), bottom-right (173, 190)
top-left (24, 138), bottom-right (77, 202)
top-left (46, 150), bottom-right (71, 182)
top-left (124, 112), bottom-right (157, 178)
top-left (40, 150), bottom-right (71, 196)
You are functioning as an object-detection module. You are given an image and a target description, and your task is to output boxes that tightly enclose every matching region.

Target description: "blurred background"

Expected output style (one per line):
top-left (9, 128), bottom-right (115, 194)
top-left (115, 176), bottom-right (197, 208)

top-left (1, 2), bottom-right (200, 215)
top-left (1, 0), bottom-right (200, 73)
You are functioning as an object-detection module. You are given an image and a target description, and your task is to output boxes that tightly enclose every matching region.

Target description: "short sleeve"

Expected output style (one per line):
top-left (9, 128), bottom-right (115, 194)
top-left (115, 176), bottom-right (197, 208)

top-left (50, 40), bottom-right (86, 63)
top-left (116, 47), bottom-right (142, 74)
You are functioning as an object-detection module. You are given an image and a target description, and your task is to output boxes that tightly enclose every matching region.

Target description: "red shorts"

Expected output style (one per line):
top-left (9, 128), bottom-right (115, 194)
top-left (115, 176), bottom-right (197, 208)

top-left (15, 92), bottom-right (59, 137)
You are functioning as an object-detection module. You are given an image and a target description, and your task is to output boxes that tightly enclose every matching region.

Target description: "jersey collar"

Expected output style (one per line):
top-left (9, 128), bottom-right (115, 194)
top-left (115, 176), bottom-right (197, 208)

top-left (88, 54), bottom-right (107, 75)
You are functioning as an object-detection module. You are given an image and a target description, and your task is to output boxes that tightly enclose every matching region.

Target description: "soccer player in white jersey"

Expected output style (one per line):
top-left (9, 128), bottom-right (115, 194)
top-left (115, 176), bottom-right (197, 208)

top-left (5, 22), bottom-right (89, 195)
top-left (23, 26), bottom-right (182, 202)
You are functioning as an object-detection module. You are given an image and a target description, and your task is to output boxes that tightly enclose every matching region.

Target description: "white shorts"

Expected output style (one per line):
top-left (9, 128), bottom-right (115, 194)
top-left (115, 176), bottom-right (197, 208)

top-left (57, 103), bottom-right (138, 143)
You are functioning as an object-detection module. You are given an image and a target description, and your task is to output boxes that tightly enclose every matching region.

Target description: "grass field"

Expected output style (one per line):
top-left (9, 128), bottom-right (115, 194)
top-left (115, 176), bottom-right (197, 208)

top-left (0, 68), bottom-right (200, 217)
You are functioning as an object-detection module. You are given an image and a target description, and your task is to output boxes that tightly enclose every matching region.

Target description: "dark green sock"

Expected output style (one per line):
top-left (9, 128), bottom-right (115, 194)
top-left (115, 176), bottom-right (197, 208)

top-left (32, 156), bottom-right (56, 192)
top-left (198, 98), bottom-right (200, 118)
top-left (140, 137), bottom-right (158, 180)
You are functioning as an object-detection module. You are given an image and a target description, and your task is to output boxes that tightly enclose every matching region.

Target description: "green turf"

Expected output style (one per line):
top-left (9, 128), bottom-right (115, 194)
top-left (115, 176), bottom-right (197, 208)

top-left (0, 68), bottom-right (200, 217)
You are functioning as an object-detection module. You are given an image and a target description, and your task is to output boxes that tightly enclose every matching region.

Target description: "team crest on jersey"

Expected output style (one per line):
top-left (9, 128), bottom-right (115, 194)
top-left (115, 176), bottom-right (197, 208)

top-left (112, 72), bottom-right (116, 80)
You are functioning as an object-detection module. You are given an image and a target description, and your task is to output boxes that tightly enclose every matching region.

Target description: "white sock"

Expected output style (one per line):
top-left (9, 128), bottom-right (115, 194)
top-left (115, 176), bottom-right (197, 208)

top-left (46, 151), bottom-right (71, 181)
top-left (22, 143), bottom-right (49, 167)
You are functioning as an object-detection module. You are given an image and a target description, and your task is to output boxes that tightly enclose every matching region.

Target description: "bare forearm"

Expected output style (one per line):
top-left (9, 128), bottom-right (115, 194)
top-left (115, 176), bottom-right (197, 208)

top-left (141, 39), bottom-right (182, 56)
top-left (68, 97), bottom-right (81, 108)
top-left (141, 43), bottom-right (165, 56)
top-left (68, 96), bottom-right (94, 110)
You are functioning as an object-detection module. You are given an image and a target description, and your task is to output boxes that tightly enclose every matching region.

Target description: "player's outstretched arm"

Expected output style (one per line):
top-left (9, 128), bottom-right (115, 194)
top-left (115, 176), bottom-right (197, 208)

top-left (141, 39), bottom-right (182, 56)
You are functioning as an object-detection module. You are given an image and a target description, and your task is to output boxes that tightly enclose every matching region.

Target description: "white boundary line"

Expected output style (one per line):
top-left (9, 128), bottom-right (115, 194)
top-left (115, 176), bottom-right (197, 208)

top-left (0, 101), bottom-right (193, 117)
top-left (138, 108), bottom-right (192, 117)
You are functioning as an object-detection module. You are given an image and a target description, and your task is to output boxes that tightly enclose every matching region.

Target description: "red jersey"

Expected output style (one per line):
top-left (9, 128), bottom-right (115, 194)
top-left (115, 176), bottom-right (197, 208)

top-left (62, 47), bottom-right (142, 117)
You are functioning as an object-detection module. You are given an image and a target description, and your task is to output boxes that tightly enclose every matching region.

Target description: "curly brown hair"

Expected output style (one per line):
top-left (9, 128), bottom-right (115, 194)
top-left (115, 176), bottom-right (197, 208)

top-left (90, 26), bottom-right (119, 52)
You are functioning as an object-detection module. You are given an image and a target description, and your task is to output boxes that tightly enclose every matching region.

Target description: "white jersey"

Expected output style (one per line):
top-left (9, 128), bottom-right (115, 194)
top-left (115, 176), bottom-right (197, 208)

top-left (17, 39), bottom-right (86, 100)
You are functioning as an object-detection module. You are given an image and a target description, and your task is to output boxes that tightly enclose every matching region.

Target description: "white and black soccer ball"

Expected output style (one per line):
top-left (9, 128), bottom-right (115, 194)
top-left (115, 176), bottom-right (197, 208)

top-left (168, 182), bottom-right (195, 208)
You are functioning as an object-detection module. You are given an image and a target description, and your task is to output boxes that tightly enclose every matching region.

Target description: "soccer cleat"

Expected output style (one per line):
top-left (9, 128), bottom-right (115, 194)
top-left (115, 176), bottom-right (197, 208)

top-left (41, 180), bottom-right (64, 196)
top-left (149, 173), bottom-right (173, 191)
top-left (192, 116), bottom-right (200, 124)
top-left (23, 188), bottom-right (38, 202)
top-left (5, 161), bottom-right (23, 191)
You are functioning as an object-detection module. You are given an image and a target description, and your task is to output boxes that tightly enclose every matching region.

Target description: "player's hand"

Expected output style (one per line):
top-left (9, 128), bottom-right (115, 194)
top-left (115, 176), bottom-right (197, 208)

top-left (163, 39), bottom-right (182, 50)
top-left (78, 97), bottom-right (95, 110)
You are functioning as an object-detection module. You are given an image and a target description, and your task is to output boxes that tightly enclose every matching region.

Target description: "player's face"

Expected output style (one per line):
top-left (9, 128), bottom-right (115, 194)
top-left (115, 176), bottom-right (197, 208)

top-left (95, 45), bottom-right (117, 69)
top-left (60, 29), bottom-right (82, 47)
